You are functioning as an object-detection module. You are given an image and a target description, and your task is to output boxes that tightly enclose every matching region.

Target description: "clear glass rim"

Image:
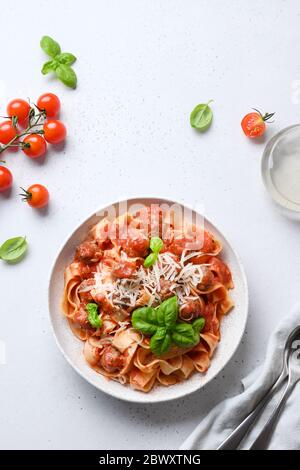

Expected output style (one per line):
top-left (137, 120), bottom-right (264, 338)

top-left (261, 124), bottom-right (300, 213)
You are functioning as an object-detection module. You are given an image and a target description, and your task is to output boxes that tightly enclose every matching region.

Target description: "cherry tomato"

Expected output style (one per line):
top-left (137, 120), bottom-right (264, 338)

top-left (241, 109), bottom-right (275, 138)
top-left (0, 121), bottom-right (17, 145)
top-left (0, 166), bottom-right (13, 192)
top-left (21, 184), bottom-right (49, 208)
top-left (22, 134), bottom-right (47, 159)
top-left (7, 99), bottom-right (31, 125)
top-left (37, 93), bottom-right (61, 118)
top-left (43, 120), bottom-right (66, 144)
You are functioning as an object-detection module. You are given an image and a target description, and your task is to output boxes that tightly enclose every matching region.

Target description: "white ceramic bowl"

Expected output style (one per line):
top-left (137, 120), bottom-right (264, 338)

top-left (48, 198), bottom-right (248, 403)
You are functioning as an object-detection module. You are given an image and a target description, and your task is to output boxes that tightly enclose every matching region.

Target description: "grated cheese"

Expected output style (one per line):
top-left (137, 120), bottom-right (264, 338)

top-left (80, 250), bottom-right (205, 308)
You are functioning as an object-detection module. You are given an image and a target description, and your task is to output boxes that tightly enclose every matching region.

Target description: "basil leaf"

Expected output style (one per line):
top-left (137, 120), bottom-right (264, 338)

top-left (144, 252), bottom-right (157, 268)
top-left (156, 295), bottom-right (178, 328)
top-left (150, 327), bottom-right (171, 356)
top-left (0, 237), bottom-right (28, 263)
top-left (193, 317), bottom-right (205, 334)
top-left (131, 306), bottom-right (158, 335)
top-left (56, 52), bottom-right (77, 65)
top-left (190, 101), bottom-right (213, 132)
top-left (41, 60), bottom-right (57, 75)
top-left (40, 36), bottom-right (61, 58)
top-left (86, 303), bottom-right (102, 329)
top-left (150, 236), bottom-right (163, 253)
top-left (56, 64), bottom-right (77, 89)
top-left (172, 322), bottom-right (199, 348)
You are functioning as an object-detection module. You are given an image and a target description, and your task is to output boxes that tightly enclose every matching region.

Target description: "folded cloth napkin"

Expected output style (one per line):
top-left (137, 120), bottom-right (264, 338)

top-left (180, 303), bottom-right (300, 450)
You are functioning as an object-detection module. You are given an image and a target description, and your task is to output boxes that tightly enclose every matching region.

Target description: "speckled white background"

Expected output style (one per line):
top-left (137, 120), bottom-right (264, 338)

top-left (1, 0), bottom-right (300, 450)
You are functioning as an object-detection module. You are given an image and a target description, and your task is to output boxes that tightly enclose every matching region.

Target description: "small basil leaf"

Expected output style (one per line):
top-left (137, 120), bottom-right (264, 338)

top-left (131, 306), bottom-right (158, 335)
top-left (190, 101), bottom-right (213, 132)
top-left (86, 303), bottom-right (102, 329)
top-left (150, 327), bottom-right (171, 356)
top-left (40, 36), bottom-right (61, 58)
top-left (0, 237), bottom-right (28, 263)
top-left (56, 52), bottom-right (77, 65)
top-left (150, 236), bottom-right (163, 254)
top-left (41, 60), bottom-right (57, 75)
top-left (156, 295), bottom-right (178, 328)
top-left (172, 322), bottom-right (199, 348)
top-left (144, 252), bottom-right (157, 268)
top-left (56, 64), bottom-right (77, 89)
top-left (193, 317), bottom-right (205, 334)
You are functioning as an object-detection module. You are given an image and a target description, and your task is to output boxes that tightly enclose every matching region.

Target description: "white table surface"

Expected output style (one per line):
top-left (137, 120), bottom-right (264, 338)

top-left (1, 0), bottom-right (300, 450)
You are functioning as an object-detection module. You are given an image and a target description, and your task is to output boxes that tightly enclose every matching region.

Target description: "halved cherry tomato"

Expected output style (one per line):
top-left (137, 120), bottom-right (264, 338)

top-left (43, 119), bottom-right (66, 144)
top-left (37, 93), bottom-right (61, 118)
top-left (241, 109), bottom-right (275, 138)
top-left (22, 134), bottom-right (47, 159)
top-left (20, 184), bottom-right (49, 208)
top-left (0, 121), bottom-right (17, 145)
top-left (7, 99), bottom-right (31, 126)
top-left (0, 166), bottom-right (13, 192)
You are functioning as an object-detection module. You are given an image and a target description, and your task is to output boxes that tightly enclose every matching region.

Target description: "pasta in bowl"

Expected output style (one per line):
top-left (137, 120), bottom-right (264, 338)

top-left (49, 198), bottom-right (248, 402)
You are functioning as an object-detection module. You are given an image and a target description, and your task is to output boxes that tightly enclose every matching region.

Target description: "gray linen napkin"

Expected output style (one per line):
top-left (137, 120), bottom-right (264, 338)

top-left (180, 303), bottom-right (300, 450)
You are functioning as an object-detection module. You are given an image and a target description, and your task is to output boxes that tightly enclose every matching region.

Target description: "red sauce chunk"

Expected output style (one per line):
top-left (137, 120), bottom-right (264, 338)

top-left (201, 230), bottom-right (216, 253)
top-left (78, 262), bottom-right (97, 280)
top-left (197, 267), bottom-right (215, 291)
top-left (167, 230), bottom-right (216, 256)
top-left (92, 293), bottom-right (114, 314)
top-left (100, 346), bottom-right (124, 373)
top-left (75, 240), bottom-right (103, 263)
top-left (180, 298), bottom-right (205, 320)
top-left (210, 257), bottom-right (232, 286)
top-left (112, 260), bottom-right (137, 279)
top-left (120, 231), bottom-right (149, 258)
top-left (74, 302), bottom-right (90, 328)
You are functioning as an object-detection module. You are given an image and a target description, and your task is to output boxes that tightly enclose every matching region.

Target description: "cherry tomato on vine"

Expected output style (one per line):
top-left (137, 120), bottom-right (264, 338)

top-left (22, 134), bottom-right (47, 159)
top-left (0, 166), bottom-right (13, 192)
top-left (7, 99), bottom-right (31, 126)
top-left (0, 121), bottom-right (17, 145)
top-left (241, 109), bottom-right (275, 138)
top-left (20, 184), bottom-right (49, 208)
top-left (43, 120), bottom-right (66, 144)
top-left (37, 93), bottom-right (61, 119)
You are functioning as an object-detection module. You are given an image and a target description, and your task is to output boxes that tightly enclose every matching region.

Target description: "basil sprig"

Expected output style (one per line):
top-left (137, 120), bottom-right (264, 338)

top-left (40, 36), bottom-right (77, 89)
top-left (86, 303), bottom-right (102, 329)
top-left (190, 100), bottom-right (213, 132)
top-left (0, 236), bottom-right (28, 263)
top-left (144, 236), bottom-right (164, 268)
top-left (131, 296), bottom-right (205, 356)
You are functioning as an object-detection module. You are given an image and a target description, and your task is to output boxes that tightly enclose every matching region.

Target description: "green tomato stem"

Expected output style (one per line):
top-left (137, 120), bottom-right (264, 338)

top-left (0, 111), bottom-right (45, 154)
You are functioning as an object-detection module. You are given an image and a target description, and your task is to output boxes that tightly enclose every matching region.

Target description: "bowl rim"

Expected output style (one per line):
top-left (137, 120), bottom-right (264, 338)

top-left (48, 196), bottom-right (249, 403)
